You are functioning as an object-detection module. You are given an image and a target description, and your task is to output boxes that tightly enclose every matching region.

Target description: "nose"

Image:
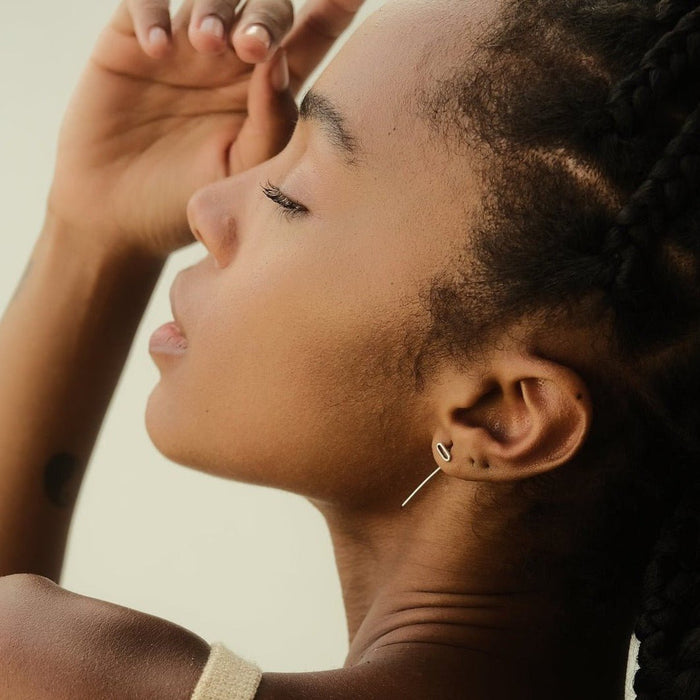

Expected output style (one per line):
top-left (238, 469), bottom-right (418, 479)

top-left (186, 178), bottom-right (240, 268)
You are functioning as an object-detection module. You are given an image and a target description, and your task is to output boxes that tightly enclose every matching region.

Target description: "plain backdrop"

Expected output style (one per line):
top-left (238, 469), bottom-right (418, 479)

top-left (0, 0), bottom-right (639, 694)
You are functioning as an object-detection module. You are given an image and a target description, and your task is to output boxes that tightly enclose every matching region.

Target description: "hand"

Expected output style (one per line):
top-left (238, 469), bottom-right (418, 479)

top-left (0, 574), bottom-right (210, 700)
top-left (48, 0), bottom-right (365, 260)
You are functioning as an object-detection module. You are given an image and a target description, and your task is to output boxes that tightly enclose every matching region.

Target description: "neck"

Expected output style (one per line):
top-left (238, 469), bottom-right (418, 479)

top-left (314, 482), bottom-right (634, 700)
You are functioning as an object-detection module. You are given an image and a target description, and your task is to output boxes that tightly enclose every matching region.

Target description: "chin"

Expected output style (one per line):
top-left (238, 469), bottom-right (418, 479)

top-left (144, 382), bottom-right (275, 486)
top-left (145, 383), bottom-right (200, 468)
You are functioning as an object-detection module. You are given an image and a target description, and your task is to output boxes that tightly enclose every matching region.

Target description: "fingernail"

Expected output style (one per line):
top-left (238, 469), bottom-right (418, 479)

top-left (271, 49), bottom-right (289, 92)
top-left (201, 15), bottom-right (225, 39)
top-left (149, 26), bottom-right (168, 46)
top-left (244, 24), bottom-right (272, 51)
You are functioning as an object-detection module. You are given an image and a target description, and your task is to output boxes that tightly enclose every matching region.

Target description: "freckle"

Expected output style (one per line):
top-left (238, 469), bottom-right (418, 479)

top-left (576, 393), bottom-right (583, 400)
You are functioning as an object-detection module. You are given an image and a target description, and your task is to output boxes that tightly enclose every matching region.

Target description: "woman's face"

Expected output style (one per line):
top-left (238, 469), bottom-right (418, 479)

top-left (146, 1), bottom-right (485, 508)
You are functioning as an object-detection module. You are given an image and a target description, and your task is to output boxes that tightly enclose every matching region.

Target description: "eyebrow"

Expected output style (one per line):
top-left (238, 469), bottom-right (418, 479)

top-left (298, 89), bottom-right (361, 165)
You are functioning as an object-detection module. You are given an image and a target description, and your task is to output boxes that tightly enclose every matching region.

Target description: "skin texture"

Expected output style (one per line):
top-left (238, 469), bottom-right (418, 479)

top-left (0, 574), bottom-right (210, 700)
top-left (147, 2), bottom-right (631, 698)
top-left (0, 0), bottom-right (635, 698)
top-left (0, 0), bottom-right (365, 578)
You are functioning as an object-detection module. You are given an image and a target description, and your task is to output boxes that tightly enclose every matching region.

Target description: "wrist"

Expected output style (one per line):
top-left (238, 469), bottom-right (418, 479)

top-left (40, 209), bottom-right (168, 273)
top-left (29, 213), bottom-right (167, 314)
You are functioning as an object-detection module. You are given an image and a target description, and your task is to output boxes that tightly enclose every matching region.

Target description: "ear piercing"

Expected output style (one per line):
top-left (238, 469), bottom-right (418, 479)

top-left (401, 443), bottom-right (491, 508)
top-left (436, 442), bottom-right (452, 462)
top-left (400, 442), bottom-right (452, 508)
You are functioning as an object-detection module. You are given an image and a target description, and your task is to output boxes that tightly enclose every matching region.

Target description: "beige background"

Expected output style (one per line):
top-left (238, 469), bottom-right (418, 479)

top-left (0, 0), bottom-right (638, 693)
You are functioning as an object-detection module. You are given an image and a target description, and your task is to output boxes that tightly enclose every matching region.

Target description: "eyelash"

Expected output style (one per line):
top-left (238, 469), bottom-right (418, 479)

top-left (261, 182), bottom-right (309, 220)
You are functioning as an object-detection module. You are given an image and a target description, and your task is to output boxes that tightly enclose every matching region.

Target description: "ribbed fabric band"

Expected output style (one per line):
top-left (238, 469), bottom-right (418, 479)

top-left (190, 643), bottom-right (262, 700)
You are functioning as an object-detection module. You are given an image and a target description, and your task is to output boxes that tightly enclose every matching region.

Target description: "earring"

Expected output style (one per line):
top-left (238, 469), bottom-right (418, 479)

top-left (436, 442), bottom-right (452, 462)
top-left (401, 443), bottom-right (452, 508)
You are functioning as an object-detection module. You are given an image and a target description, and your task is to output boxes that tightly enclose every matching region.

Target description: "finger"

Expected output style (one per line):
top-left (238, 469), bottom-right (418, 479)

top-left (232, 0), bottom-right (294, 64)
top-left (284, 0), bottom-right (365, 93)
top-left (187, 0), bottom-right (242, 54)
top-left (233, 49), bottom-right (297, 170)
top-left (120, 0), bottom-right (173, 59)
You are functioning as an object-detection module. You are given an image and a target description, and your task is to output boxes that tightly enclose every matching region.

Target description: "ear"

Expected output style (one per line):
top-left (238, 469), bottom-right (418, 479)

top-left (433, 354), bottom-right (592, 483)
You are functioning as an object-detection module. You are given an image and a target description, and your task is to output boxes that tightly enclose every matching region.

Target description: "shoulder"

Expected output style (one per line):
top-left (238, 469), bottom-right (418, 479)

top-left (0, 574), bottom-right (210, 700)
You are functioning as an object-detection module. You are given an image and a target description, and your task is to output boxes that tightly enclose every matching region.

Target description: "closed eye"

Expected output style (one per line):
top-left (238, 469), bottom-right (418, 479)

top-left (261, 182), bottom-right (309, 220)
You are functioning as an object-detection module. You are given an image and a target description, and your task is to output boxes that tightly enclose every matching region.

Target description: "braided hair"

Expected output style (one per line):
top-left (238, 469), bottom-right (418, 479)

top-left (414, 1), bottom-right (700, 697)
top-left (603, 8), bottom-right (700, 694)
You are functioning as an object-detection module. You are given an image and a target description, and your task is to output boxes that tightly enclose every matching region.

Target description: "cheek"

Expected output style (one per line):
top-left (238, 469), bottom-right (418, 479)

top-left (146, 253), bottom-right (413, 499)
top-left (145, 209), bottom-right (438, 502)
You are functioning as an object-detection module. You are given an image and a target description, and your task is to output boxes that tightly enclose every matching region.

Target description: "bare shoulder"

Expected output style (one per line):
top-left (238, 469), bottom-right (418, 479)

top-left (0, 574), bottom-right (210, 700)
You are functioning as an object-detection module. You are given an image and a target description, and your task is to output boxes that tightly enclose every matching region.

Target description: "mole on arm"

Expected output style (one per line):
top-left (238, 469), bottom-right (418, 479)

top-left (43, 453), bottom-right (81, 508)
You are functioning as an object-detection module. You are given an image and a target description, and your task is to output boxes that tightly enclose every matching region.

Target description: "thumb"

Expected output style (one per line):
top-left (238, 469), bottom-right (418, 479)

top-left (231, 49), bottom-right (298, 172)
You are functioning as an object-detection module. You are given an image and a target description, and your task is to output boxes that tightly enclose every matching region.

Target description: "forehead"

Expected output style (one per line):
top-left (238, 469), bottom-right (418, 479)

top-left (310, 0), bottom-right (498, 174)
top-left (312, 6), bottom-right (427, 154)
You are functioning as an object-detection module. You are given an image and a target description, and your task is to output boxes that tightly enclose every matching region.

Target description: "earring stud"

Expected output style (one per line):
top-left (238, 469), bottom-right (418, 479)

top-left (436, 442), bottom-right (452, 462)
top-left (400, 443), bottom-right (452, 508)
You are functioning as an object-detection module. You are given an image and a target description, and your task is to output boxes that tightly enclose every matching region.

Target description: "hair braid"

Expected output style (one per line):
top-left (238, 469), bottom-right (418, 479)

top-left (601, 101), bottom-right (700, 337)
top-left (599, 6), bottom-right (700, 698)
top-left (605, 5), bottom-right (700, 137)
top-left (579, 2), bottom-right (700, 185)
top-left (421, 2), bottom-right (700, 696)
top-left (633, 482), bottom-right (700, 699)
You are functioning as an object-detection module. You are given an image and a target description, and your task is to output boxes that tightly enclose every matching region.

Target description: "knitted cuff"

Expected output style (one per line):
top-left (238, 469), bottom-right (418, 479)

top-left (191, 643), bottom-right (263, 700)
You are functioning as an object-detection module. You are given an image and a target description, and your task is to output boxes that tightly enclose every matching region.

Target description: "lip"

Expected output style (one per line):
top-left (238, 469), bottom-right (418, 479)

top-left (149, 321), bottom-right (188, 356)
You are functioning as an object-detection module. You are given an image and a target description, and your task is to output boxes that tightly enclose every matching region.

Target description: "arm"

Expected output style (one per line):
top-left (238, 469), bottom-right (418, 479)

top-left (0, 220), bottom-right (163, 580)
top-left (0, 0), bottom-right (363, 581)
top-left (0, 575), bottom-right (396, 700)
top-left (0, 574), bottom-right (210, 700)
top-left (0, 0), bottom-right (367, 695)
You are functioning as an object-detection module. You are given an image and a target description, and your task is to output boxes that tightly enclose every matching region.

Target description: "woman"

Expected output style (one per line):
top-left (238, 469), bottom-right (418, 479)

top-left (1, 0), bottom-right (697, 697)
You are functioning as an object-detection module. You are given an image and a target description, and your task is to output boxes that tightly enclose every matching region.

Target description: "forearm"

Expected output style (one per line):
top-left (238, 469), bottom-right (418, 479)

top-left (0, 218), bottom-right (164, 580)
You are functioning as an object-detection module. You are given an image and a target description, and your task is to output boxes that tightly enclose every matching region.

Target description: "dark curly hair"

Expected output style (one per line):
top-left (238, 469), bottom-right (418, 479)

top-left (412, 1), bottom-right (700, 697)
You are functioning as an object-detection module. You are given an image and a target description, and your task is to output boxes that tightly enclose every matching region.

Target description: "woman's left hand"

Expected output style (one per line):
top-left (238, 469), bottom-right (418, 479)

top-left (0, 574), bottom-right (210, 699)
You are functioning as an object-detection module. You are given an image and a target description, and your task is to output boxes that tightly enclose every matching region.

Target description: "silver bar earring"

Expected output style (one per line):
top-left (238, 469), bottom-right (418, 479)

top-left (436, 442), bottom-right (452, 462)
top-left (401, 443), bottom-right (451, 508)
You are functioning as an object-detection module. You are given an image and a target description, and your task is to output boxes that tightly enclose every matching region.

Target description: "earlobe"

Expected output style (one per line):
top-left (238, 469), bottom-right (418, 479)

top-left (436, 356), bottom-right (592, 483)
